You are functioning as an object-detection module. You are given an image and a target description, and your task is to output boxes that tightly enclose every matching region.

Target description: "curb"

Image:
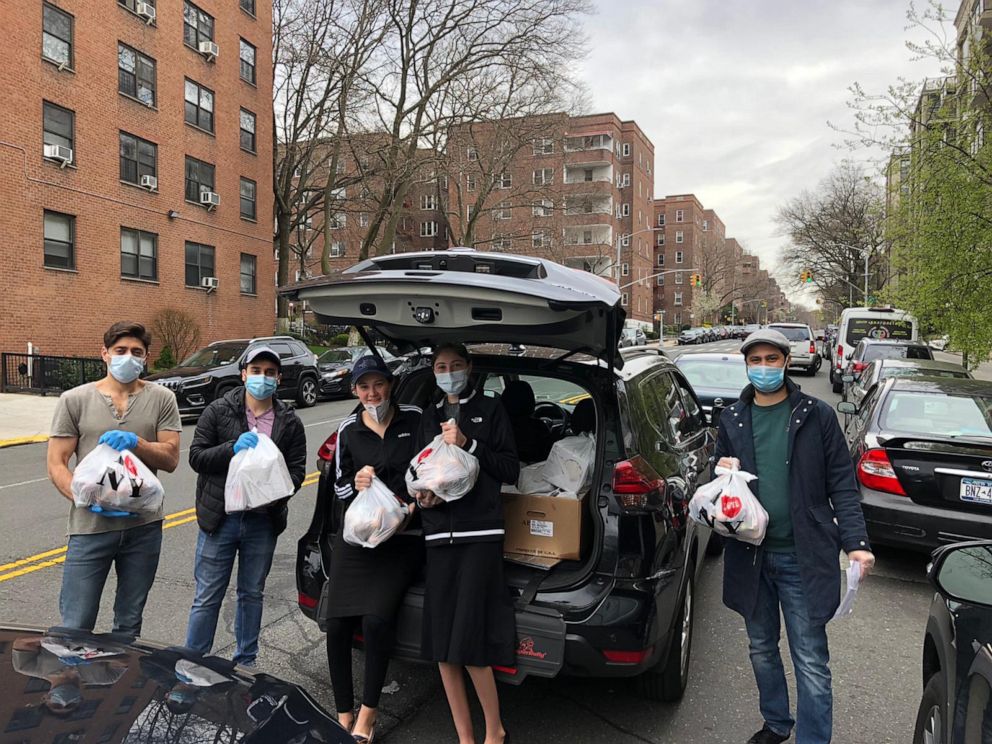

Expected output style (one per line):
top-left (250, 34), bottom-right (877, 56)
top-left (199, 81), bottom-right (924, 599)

top-left (0, 435), bottom-right (49, 449)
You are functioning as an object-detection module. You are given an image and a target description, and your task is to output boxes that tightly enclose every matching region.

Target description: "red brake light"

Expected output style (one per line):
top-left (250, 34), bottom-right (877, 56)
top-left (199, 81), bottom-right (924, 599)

top-left (298, 592), bottom-right (318, 609)
top-left (853, 361), bottom-right (866, 373)
top-left (602, 646), bottom-right (655, 664)
top-left (809, 342), bottom-right (816, 354)
top-left (837, 345), bottom-right (844, 367)
top-left (317, 431), bottom-right (338, 462)
top-left (612, 457), bottom-right (665, 511)
top-left (857, 449), bottom-right (906, 496)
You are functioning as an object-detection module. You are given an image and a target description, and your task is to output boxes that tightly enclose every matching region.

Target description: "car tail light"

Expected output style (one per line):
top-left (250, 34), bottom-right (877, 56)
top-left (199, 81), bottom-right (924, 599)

top-left (317, 431), bottom-right (338, 462)
top-left (809, 342), bottom-right (816, 354)
top-left (837, 345), bottom-right (844, 368)
top-left (298, 592), bottom-right (318, 610)
top-left (602, 646), bottom-right (655, 664)
top-left (612, 457), bottom-right (665, 511)
top-left (853, 361), bottom-right (867, 373)
top-left (857, 449), bottom-right (907, 496)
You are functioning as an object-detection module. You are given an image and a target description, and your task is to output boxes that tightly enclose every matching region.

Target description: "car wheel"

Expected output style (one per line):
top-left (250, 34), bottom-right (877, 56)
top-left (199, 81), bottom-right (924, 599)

top-left (297, 376), bottom-right (318, 408)
top-left (913, 672), bottom-right (946, 744)
top-left (635, 564), bottom-right (694, 702)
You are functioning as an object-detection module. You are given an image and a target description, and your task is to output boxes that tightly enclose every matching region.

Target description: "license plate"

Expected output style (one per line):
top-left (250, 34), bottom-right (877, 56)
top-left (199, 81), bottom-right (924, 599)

top-left (961, 477), bottom-right (992, 504)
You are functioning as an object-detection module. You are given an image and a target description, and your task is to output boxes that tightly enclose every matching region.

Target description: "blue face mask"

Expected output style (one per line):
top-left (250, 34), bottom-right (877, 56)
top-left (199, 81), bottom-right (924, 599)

top-left (109, 354), bottom-right (144, 384)
top-left (245, 375), bottom-right (278, 400)
top-left (747, 365), bottom-right (786, 393)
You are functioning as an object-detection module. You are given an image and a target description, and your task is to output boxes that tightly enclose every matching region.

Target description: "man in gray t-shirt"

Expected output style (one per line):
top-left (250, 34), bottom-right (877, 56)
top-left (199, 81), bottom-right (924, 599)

top-left (47, 321), bottom-right (181, 637)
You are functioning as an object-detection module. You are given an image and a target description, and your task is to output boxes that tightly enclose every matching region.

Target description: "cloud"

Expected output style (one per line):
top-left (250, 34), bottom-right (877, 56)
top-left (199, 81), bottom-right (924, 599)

top-left (578, 0), bottom-right (939, 305)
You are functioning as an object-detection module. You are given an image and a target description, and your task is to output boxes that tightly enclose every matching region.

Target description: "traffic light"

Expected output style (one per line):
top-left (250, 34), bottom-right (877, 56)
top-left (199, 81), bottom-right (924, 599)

top-left (688, 273), bottom-right (702, 287)
top-left (800, 270), bottom-right (814, 284)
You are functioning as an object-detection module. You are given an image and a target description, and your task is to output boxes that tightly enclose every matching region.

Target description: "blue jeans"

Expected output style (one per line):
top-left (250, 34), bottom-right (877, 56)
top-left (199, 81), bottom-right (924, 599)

top-left (59, 520), bottom-right (163, 637)
top-left (185, 512), bottom-right (276, 665)
top-left (745, 551), bottom-right (832, 744)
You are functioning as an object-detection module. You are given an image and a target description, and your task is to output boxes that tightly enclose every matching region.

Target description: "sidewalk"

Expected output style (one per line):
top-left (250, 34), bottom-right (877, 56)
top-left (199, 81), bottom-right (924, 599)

top-left (934, 350), bottom-right (992, 381)
top-left (0, 393), bottom-right (59, 447)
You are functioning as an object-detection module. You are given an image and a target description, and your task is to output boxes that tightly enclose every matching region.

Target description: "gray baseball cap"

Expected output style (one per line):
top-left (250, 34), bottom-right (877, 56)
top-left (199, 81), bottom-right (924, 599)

top-left (740, 329), bottom-right (791, 356)
top-left (241, 345), bottom-right (281, 369)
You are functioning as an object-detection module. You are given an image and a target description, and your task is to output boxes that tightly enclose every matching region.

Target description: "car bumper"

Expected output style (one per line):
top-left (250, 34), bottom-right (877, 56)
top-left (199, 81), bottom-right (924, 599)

top-left (788, 355), bottom-right (815, 369)
top-left (861, 486), bottom-right (992, 552)
top-left (318, 377), bottom-right (350, 396)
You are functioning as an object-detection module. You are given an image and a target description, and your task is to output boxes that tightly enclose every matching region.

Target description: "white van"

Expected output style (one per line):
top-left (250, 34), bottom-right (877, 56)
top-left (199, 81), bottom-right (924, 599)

top-left (830, 307), bottom-right (918, 393)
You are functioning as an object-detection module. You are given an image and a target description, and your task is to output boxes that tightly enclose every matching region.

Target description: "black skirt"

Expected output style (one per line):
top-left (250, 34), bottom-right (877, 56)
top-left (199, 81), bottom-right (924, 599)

top-left (421, 541), bottom-right (516, 667)
top-left (325, 531), bottom-right (424, 619)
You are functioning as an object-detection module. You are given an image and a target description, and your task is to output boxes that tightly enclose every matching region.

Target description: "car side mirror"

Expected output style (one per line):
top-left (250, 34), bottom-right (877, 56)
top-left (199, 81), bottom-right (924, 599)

top-left (710, 404), bottom-right (724, 428)
top-left (930, 542), bottom-right (992, 608)
top-left (842, 374), bottom-right (855, 384)
top-left (836, 401), bottom-right (857, 415)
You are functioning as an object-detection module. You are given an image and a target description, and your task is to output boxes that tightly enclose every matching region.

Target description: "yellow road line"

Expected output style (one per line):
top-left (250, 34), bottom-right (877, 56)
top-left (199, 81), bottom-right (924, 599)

top-left (0, 471), bottom-right (320, 583)
top-left (0, 435), bottom-right (50, 449)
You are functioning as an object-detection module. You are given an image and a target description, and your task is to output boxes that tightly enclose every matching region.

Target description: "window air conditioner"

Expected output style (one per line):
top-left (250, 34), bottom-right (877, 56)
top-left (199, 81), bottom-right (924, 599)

top-left (43, 144), bottom-right (73, 167)
top-left (200, 191), bottom-right (220, 209)
top-left (198, 41), bottom-right (219, 60)
top-left (140, 175), bottom-right (158, 190)
top-left (136, 2), bottom-right (156, 23)
top-left (201, 276), bottom-right (219, 290)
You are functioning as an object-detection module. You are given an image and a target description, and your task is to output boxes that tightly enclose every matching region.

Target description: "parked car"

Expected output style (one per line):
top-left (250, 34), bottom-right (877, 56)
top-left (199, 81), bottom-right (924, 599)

top-left (831, 306), bottom-right (919, 393)
top-left (766, 322), bottom-right (820, 376)
top-left (841, 338), bottom-right (934, 399)
top-left (930, 334), bottom-right (951, 351)
top-left (2, 626), bottom-right (352, 742)
top-left (674, 352), bottom-right (749, 416)
top-left (146, 336), bottom-right (320, 416)
top-left (678, 328), bottom-right (701, 345)
top-left (913, 540), bottom-right (992, 743)
top-left (742, 323), bottom-right (761, 336)
top-left (621, 326), bottom-right (648, 347)
top-left (844, 358), bottom-right (972, 407)
top-left (287, 248), bottom-right (716, 701)
top-left (837, 377), bottom-right (992, 552)
top-left (316, 345), bottom-right (402, 399)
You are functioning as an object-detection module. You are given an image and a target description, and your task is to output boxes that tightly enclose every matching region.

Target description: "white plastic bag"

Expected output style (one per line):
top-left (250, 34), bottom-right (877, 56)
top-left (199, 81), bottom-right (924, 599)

top-left (70, 444), bottom-right (164, 515)
top-left (542, 433), bottom-right (595, 495)
top-left (405, 430), bottom-right (480, 502)
top-left (342, 477), bottom-right (408, 548)
top-left (516, 462), bottom-right (555, 494)
top-left (688, 465), bottom-right (768, 546)
top-left (225, 433), bottom-right (295, 513)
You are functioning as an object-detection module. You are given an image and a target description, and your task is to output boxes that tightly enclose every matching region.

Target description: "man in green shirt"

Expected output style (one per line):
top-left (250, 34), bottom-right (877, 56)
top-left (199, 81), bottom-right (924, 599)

top-left (714, 329), bottom-right (874, 744)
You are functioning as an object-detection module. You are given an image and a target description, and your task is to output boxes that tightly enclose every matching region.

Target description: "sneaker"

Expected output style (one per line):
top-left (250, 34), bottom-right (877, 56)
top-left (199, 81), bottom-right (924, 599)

top-left (746, 726), bottom-right (790, 744)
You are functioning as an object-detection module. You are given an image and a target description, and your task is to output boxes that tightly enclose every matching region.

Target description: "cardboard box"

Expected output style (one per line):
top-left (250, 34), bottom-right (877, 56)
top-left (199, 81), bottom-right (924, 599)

top-left (502, 492), bottom-right (583, 562)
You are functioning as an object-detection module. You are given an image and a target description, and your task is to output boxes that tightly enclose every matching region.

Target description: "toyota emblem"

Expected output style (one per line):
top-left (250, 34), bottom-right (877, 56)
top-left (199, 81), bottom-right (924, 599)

top-left (982, 460), bottom-right (992, 472)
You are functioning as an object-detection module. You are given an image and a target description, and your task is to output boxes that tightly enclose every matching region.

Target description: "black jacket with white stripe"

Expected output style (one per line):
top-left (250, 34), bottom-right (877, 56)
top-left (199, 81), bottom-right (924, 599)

top-left (415, 389), bottom-right (520, 547)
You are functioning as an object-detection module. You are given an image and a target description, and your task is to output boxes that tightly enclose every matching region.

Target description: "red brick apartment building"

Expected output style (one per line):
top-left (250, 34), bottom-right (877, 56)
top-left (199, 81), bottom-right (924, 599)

top-left (0, 0), bottom-right (275, 360)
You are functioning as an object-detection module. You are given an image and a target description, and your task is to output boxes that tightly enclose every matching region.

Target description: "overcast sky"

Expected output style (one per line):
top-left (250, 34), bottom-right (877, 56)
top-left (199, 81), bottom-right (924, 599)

top-left (578, 0), bottom-right (942, 305)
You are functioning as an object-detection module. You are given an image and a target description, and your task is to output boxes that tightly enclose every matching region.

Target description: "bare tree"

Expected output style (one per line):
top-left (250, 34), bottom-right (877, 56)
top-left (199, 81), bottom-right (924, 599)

top-left (152, 309), bottom-right (201, 363)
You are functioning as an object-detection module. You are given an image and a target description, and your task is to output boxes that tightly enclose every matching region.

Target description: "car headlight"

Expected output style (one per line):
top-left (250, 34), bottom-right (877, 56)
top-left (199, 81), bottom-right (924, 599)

top-left (181, 376), bottom-right (211, 389)
top-left (322, 369), bottom-right (348, 379)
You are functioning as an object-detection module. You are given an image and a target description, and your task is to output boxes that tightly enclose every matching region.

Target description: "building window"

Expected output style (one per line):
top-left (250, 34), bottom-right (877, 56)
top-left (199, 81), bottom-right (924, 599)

top-left (43, 101), bottom-right (74, 161)
top-left (240, 0), bottom-right (255, 15)
top-left (359, 213), bottom-right (368, 227)
top-left (329, 213), bottom-right (346, 228)
top-left (118, 44), bottom-right (156, 106)
top-left (656, 233), bottom-right (665, 246)
top-left (496, 173), bottom-right (512, 189)
top-left (119, 132), bottom-right (157, 185)
top-left (184, 79), bottom-right (213, 132)
top-left (702, 219), bottom-right (709, 231)
top-left (583, 168), bottom-right (594, 182)
top-left (621, 262), bottom-right (629, 277)
top-left (494, 202), bottom-right (512, 220)
top-left (619, 172), bottom-right (630, 187)
top-left (119, 0), bottom-right (156, 14)
top-left (532, 231), bottom-right (546, 248)
top-left (533, 168), bottom-right (554, 186)
top-left (185, 242), bottom-right (214, 286)
top-left (44, 210), bottom-right (74, 269)
top-left (533, 138), bottom-right (554, 155)
top-left (621, 203), bottom-right (630, 216)
top-left (621, 234), bottom-right (630, 247)
top-left (533, 199), bottom-right (553, 217)
top-left (240, 109), bottom-right (256, 153)
top-left (622, 142), bottom-right (631, 157)
top-left (421, 221), bottom-right (438, 237)
top-left (675, 209), bottom-right (684, 222)
top-left (674, 292), bottom-right (683, 306)
top-left (420, 194), bottom-right (436, 210)
top-left (675, 271), bottom-right (683, 284)
top-left (42, 3), bottom-right (73, 69)
top-left (239, 39), bottom-right (256, 85)
top-left (466, 205), bottom-right (475, 221)
top-left (467, 146), bottom-right (478, 161)
top-left (675, 231), bottom-right (684, 244)
top-left (492, 235), bottom-right (512, 251)
top-left (183, 1), bottom-right (214, 49)
top-left (330, 241), bottom-right (345, 257)
top-left (657, 253), bottom-right (665, 266)
top-left (184, 156), bottom-right (215, 202)
top-left (621, 292), bottom-right (628, 306)
top-left (120, 227), bottom-right (157, 280)
top-left (240, 177), bottom-right (256, 220)
top-left (657, 213), bottom-right (665, 226)
top-left (675, 250), bottom-right (684, 263)
top-left (466, 174), bottom-right (477, 191)
top-left (240, 253), bottom-right (257, 294)
top-left (657, 274), bottom-right (664, 285)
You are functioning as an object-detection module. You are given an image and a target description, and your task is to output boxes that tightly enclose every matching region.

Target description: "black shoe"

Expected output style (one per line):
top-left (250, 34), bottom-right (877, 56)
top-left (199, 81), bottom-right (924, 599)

top-left (746, 726), bottom-right (790, 744)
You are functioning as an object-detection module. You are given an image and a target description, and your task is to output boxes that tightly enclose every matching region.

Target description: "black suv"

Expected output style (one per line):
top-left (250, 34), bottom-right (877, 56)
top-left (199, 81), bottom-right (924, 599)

top-left (286, 249), bottom-right (716, 702)
top-left (146, 336), bottom-right (320, 416)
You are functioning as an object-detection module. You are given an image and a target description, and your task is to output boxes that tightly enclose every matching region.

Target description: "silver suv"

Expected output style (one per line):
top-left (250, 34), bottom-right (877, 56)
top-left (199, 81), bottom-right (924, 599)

top-left (766, 323), bottom-right (820, 376)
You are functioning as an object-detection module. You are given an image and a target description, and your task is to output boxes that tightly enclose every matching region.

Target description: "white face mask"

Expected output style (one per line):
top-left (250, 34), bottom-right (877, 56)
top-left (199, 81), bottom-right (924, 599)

top-left (435, 370), bottom-right (469, 396)
top-left (364, 399), bottom-right (390, 423)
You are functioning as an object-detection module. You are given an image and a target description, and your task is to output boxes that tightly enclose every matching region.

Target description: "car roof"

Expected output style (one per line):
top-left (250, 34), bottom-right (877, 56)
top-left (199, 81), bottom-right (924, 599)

top-left (675, 352), bottom-right (743, 362)
top-left (878, 359), bottom-right (967, 372)
top-left (888, 377), bottom-right (992, 394)
top-left (208, 335), bottom-right (297, 345)
top-left (767, 322), bottom-right (809, 328)
top-left (859, 338), bottom-right (928, 346)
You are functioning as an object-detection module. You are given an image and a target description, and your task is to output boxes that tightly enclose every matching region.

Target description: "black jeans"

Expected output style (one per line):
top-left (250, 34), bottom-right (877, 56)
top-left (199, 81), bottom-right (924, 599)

top-left (325, 614), bottom-right (394, 712)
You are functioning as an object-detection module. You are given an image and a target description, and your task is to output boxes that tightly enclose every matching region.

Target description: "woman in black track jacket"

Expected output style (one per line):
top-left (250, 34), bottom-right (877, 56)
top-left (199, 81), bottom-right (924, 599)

top-left (413, 342), bottom-right (519, 744)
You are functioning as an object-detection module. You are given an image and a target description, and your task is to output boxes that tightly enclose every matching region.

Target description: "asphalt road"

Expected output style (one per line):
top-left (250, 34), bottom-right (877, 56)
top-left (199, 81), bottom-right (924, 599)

top-left (0, 352), bottom-right (935, 743)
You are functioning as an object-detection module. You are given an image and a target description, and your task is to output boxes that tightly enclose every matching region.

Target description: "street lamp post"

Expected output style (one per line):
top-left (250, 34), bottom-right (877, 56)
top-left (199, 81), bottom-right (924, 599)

top-left (830, 243), bottom-right (872, 304)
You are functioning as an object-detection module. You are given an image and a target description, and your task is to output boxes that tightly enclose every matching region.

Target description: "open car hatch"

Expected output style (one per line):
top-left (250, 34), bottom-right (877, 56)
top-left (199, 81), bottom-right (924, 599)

top-left (281, 249), bottom-right (627, 368)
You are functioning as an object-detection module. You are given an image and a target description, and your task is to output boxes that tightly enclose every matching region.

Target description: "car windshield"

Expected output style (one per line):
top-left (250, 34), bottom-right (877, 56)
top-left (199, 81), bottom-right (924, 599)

top-left (676, 358), bottom-right (750, 390)
top-left (881, 367), bottom-right (969, 381)
top-left (484, 374), bottom-right (589, 409)
top-left (771, 326), bottom-right (809, 342)
top-left (880, 391), bottom-right (992, 438)
top-left (317, 349), bottom-right (357, 364)
top-left (179, 343), bottom-right (247, 368)
top-left (864, 345), bottom-right (931, 362)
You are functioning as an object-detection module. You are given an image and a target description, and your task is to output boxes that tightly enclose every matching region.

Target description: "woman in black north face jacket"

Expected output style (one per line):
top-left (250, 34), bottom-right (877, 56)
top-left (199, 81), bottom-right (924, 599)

top-left (413, 342), bottom-right (519, 744)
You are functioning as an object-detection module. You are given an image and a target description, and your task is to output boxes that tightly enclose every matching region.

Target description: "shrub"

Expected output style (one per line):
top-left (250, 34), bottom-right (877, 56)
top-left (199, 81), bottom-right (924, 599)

top-left (154, 346), bottom-right (176, 370)
top-left (331, 333), bottom-right (350, 347)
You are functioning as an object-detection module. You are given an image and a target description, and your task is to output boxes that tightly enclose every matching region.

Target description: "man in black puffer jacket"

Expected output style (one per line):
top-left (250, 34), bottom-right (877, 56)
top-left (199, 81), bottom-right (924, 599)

top-left (184, 346), bottom-right (307, 667)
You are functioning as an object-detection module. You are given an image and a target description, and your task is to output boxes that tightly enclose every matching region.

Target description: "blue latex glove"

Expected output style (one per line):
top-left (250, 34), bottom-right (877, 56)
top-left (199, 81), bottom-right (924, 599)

top-left (99, 430), bottom-right (139, 452)
top-left (89, 504), bottom-right (136, 518)
top-left (233, 432), bottom-right (259, 454)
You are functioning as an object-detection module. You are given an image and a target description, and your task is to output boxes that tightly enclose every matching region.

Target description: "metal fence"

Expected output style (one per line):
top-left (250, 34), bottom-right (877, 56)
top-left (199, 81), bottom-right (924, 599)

top-left (0, 352), bottom-right (105, 395)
